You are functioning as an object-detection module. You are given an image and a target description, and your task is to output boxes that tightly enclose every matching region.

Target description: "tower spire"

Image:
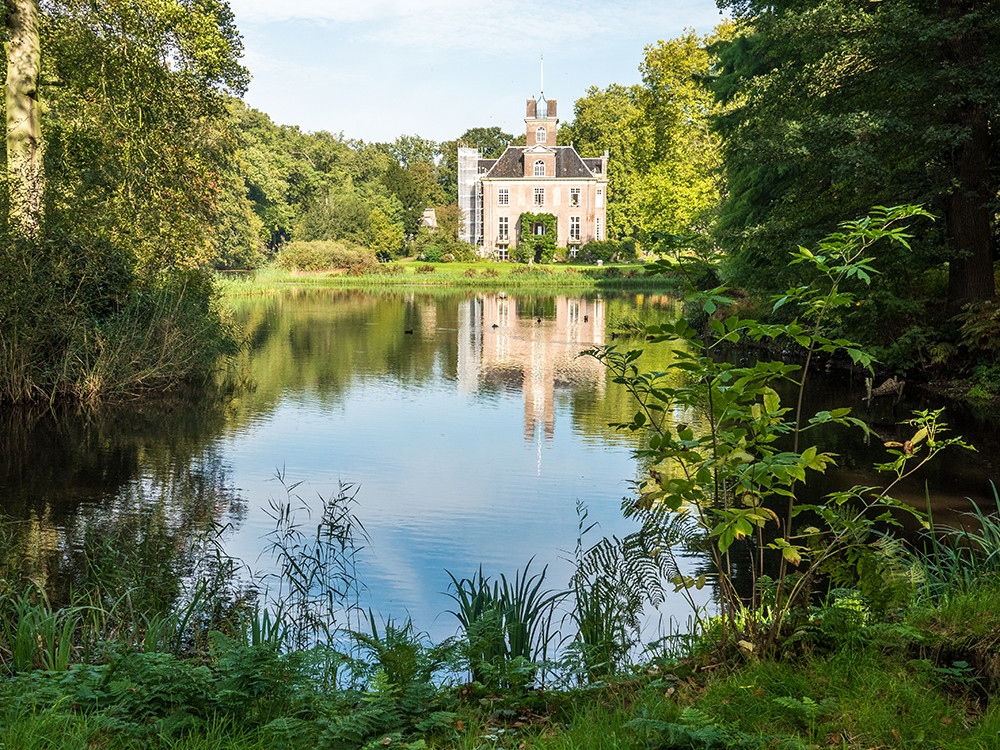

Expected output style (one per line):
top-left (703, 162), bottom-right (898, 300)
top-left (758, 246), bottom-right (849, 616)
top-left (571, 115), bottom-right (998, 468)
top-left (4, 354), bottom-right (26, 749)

top-left (540, 54), bottom-right (544, 98)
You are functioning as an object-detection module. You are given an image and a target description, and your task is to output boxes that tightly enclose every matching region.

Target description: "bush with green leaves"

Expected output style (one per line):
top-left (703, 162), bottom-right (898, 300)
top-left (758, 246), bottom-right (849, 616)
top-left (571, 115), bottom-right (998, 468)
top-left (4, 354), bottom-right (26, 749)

top-left (579, 238), bottom-right (637, 264)
top-left (589, 205), bottom-right (971, 657)
top-left (276, 239), bottom-right (378, 273)
top-left (514, 212), bottom-right (557, 263)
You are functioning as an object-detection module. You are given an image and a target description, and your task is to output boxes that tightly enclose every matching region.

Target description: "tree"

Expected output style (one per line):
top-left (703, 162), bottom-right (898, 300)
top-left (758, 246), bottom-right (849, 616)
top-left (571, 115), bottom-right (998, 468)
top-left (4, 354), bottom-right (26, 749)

top-left (560, 84), bottom-right (645, 241)
top-left (560, 25), bottom-right (732, 244)
top-left (1, 0), bottom-right (249, 401)
top-left (5, 0), bottom-right (43, 235)
top-left (438, 126), bottom-right (518, 202)
top-left (638, 26), bottom-right (732, 239)
top-left (712, 0), bottom-right (998, 308)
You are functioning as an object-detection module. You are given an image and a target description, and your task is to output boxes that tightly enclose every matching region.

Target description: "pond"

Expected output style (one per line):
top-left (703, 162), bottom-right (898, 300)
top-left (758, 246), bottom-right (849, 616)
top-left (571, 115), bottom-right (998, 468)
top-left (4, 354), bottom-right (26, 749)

top-left (1, 287), bottom-right (997, 643)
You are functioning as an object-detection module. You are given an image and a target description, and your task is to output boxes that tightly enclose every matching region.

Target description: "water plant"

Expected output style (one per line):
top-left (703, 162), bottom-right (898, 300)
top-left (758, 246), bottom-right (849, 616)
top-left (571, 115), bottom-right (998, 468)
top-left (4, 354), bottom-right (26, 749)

top-left (261, 475), bottom-right (369, 650)
top-left (562, 501), bottom-right (694, 682)
top-left (445, 559), bottom-right (562, 689)
top-left (589, 205), bottom-right (971, 656)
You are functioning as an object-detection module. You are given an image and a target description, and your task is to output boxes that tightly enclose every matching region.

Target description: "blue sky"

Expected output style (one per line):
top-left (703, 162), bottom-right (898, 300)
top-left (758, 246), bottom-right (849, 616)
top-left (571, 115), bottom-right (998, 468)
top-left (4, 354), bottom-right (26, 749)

top-left (226, 0), bottom-right (726, 144)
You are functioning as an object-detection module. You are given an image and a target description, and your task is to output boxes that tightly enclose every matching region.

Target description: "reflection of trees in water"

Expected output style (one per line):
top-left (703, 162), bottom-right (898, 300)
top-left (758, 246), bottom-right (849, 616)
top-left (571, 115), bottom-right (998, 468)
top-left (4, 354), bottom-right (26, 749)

top-left (0, 394), bottom-right (243, 608)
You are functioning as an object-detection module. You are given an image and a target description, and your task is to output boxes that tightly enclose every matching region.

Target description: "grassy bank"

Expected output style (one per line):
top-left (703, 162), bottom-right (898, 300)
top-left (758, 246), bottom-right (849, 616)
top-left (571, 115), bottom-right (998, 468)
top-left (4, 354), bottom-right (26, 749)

top-left (2, 565), bottom-right (999, 749)
top-left (215, 260), bottom-right (683, 297)
top-left (3, 485), bottom-right (1000, 750)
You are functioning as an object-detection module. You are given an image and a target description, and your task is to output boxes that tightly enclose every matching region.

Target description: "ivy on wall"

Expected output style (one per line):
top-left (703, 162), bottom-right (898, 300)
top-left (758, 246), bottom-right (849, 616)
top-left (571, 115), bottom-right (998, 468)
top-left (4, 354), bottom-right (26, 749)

top-left (515, 212), bottom-right (557, 263)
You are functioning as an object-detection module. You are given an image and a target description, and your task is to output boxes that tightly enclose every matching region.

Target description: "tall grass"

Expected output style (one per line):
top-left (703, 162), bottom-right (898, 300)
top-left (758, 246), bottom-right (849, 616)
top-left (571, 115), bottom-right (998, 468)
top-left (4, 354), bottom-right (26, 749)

top-left (917, 482), bottom-right (1000, 600)
top-left (214, 261), bottom-right (683, 294)
top-left (0, 277), bottom-right (237, 404)
top-left (445, 559), bottom-right (563, 689)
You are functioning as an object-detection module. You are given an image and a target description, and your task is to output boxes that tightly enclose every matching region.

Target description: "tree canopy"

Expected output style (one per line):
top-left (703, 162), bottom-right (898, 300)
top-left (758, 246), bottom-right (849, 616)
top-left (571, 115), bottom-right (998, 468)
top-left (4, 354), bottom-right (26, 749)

top-left (712, 0), bottom-right (998, 308)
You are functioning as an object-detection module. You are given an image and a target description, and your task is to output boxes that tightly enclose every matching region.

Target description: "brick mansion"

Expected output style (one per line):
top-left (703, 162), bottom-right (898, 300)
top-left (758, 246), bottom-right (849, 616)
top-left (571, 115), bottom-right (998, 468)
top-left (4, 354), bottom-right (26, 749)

top-left (458, 94), bottom-right (609, 260)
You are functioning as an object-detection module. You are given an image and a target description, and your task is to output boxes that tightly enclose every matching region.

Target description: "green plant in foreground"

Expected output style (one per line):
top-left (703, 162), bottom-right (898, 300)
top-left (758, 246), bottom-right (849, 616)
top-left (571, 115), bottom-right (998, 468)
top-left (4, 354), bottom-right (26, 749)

top-left (262, 475), bottom-right (369, 650)
top-left (445, 559), bottom-right (562, 689)
top-left (590, 205), bottom-right (972, 657)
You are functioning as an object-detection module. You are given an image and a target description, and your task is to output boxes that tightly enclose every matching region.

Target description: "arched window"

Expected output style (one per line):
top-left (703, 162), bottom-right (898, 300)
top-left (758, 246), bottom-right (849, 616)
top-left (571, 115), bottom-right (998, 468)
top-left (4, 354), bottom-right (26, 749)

top-left (534, 160), bottom-right (545, 176)
top-left (536, 126), bottom-right (546, 143)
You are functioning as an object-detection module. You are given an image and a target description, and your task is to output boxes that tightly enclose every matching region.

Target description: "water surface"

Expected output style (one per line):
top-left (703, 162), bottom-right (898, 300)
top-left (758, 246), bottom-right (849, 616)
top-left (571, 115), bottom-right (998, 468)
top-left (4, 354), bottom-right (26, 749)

top-left (2, 287), bottom-right (996, 642)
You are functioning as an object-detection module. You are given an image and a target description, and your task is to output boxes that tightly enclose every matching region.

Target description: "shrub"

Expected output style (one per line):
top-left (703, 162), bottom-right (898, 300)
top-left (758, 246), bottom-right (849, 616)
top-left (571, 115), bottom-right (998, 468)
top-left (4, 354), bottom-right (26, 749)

top-left (463, 268), bottom-right (479, 278)
top-left (276, 240), bottom-right (377, 273)
top-left (415, 264), bottom-right (436, 275)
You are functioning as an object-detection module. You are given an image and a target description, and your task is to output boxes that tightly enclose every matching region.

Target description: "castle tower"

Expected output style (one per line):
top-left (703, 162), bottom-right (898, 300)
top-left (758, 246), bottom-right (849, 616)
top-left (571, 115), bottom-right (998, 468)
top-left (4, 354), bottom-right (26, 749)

top-left (525, 95), bottom-right (558, 147)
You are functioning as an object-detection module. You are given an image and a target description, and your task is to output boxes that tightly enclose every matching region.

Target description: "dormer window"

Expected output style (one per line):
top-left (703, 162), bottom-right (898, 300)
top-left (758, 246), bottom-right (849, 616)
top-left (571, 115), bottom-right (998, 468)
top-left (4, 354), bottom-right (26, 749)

top-left (534, 160), bottom-right (545, 176)
top-left (536, 126), bottom-right (546, 144)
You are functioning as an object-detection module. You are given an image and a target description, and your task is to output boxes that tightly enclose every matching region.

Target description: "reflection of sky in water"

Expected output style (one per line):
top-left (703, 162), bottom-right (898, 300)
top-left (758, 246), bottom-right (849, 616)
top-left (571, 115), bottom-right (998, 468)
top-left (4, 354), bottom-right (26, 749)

top-left (214, 291), bottom-right (706, 642)
top-left (220, 370), bottom-right (705, 642)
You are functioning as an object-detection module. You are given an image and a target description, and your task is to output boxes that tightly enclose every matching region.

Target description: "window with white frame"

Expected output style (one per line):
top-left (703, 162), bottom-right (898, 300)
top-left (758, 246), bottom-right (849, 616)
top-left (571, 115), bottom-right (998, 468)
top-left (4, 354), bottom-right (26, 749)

top-left (536, 126), bottom-right (546, 143)
top-left (569, 216), bottom-right (581, 242)
top-left (498, 216), bottom-right (509, 241)
top-left (533, 187), bottom-right (545, 206)
top-left (569, 246), bottom-right (578, 258)
top-left (497, 247), bottom-right (509, 261)
top-left (534, 160), bottom-right (545, 176)
top-left (498, 188), bottom-right (509, 206)
top-left (595, 217), bottom-right (603, 240)
top-left (569, 188), bottom-right (580, 206)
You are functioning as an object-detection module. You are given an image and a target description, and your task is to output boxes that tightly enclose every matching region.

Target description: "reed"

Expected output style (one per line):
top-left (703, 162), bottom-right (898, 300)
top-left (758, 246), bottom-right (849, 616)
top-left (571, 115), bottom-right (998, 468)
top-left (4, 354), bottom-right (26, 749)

top-left (917, 482), bottom-right (1000, 601)
top-left (445, 559), bottom-right (563, 689)
top-left (0, 278), bottom-right (236, 404)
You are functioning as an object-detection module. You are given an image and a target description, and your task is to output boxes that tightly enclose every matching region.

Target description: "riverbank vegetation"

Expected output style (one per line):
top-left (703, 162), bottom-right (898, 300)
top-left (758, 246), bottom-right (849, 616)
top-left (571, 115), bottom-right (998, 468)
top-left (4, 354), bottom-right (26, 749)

top-left (3, 210), bottom-right (999, 748)
top-left (215, 259), bottom-right (675, 296)
top-left (0, 0), bottom-right (246, 404)
top-left (5, 1), bottom-right (997, 403)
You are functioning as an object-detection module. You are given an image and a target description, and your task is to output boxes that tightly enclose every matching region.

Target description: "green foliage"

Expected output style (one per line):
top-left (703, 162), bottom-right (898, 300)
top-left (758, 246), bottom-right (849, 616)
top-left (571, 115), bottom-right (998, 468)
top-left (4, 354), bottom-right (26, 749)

top-left (561, 24), bottom-right (733, 247)
top-left (438, 126), bottom-right (518, 202)
top-left (563, 502), bottom-right (692, 682)
top-left (445, 560), bottom-right (562, 690)
top-left (590, 205), bottom-right (968, 656)
top-left (276, 239), bottom-right (379, 273)
top-left (515, 212), bottom-right (557, 263)
top-left (713, 0), bottom-right (998, 311)
top-left (0, 0), bottom-right (248, 403)
top-left (413, 203), bottom-right (474, 262)
top-left (915, 486), bottom-right (1000, 602)
top-left (579, 238), bottom-right (637, 264)
top-left (261, 478), bottom-right (368, 649)
top-left (0, 241), bottom-right (237, 402)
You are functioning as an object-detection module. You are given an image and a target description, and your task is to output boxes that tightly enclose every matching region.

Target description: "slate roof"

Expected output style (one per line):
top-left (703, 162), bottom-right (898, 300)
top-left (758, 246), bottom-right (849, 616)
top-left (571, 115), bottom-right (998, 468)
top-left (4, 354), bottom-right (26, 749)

top-left (478, 159), bottom-right (497, 174)
top-left (483, 146), bottom-right (603, 179)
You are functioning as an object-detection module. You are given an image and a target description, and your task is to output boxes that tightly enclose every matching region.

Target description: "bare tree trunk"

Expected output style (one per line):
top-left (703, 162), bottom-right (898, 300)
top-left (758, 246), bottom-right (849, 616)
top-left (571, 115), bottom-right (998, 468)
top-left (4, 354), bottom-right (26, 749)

top-left (5, 0), bottom-right (43, 236)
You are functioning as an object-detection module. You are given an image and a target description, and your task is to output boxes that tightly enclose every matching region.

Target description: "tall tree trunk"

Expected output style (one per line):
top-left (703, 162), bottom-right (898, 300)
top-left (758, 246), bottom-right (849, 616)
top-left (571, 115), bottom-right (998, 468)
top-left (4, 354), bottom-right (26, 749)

top-left (941, 0), bottom-right (996, 309)
top-left (5, 0), bottom-right (43, 236)
top-left (945, 101), bottom-right (996, 308)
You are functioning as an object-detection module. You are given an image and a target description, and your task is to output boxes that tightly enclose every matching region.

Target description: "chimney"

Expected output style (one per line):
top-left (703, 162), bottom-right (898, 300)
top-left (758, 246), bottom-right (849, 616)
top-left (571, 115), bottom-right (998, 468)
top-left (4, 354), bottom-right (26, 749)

top-left (548, 99), bottom-right (557, 118)
top-left (526, 98), bottom-right (537, 118)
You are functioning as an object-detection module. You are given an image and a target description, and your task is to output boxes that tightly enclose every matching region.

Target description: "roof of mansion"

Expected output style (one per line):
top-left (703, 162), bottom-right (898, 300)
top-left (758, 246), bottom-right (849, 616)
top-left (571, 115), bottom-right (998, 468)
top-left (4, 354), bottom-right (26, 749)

top-left (478, 146), bottom-right (605, 180)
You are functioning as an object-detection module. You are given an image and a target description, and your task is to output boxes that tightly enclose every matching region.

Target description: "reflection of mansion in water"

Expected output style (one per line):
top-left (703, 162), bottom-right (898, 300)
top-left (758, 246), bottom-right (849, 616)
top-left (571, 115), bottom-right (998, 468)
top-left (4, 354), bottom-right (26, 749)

top-left (457, 295), bottom-right (607, 441)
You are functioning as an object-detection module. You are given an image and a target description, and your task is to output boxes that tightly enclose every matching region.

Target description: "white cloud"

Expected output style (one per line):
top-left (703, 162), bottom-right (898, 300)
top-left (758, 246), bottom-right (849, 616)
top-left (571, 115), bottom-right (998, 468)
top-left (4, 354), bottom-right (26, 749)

top-left (230, 0), bottom-right (726, 140)
top-left (229, 0), bottom-right (722, 55)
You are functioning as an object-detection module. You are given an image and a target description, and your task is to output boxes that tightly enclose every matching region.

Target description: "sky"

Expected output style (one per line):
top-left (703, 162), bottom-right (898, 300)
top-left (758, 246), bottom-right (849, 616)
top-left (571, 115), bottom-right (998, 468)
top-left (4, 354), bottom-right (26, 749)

top-left (226, 0), bottom-right (726, 144)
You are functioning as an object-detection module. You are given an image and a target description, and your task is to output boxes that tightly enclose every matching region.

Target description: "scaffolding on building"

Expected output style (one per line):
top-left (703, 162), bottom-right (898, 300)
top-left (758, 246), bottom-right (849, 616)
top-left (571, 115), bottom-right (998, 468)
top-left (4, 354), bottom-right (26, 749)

top-left (457, 147), bottom-right (482, 248)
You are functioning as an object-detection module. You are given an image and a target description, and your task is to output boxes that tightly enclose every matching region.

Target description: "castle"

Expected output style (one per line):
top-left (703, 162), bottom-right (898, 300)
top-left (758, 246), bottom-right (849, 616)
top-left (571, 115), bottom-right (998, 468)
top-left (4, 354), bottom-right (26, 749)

top-left (458, 94), bottom-right (609, 260)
